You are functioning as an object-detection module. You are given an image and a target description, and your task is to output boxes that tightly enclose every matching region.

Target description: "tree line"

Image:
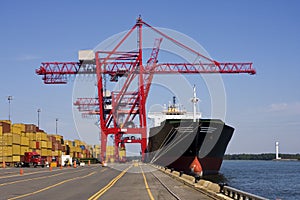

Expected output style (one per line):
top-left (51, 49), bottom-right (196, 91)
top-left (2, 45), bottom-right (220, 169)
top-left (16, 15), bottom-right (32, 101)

top-left (224, 153), bottom-right (300, 160)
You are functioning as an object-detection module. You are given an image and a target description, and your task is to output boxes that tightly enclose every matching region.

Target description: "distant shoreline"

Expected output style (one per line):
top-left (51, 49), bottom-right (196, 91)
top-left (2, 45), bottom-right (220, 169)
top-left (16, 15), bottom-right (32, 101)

top-left (224, 153), bottom-right (300, 160)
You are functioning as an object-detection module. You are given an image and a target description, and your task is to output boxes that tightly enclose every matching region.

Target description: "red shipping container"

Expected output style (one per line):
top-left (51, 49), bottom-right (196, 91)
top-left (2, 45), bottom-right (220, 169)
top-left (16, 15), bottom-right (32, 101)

top-left (36, 141), bottom-right (40, 149)
top-left (0, 122), bottom-right (11, 133)
top-left (25, 124), bottom-right (37, 133)
top-left (52, 144), bottom-right (56, 151)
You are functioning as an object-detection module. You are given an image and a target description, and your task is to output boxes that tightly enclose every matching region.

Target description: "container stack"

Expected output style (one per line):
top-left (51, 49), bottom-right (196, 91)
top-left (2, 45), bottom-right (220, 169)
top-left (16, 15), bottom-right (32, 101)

top-left (0, 120), bottom-right (12, 162)
top-left (92, 145), bottom-right (100, 160)
top-left (0, 120), bottom-right (96, 166)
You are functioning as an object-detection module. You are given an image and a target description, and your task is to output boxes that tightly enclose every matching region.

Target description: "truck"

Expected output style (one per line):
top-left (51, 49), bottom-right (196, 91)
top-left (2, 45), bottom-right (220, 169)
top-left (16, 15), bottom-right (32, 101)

top-left (15, 152), bottom-right (45, 168)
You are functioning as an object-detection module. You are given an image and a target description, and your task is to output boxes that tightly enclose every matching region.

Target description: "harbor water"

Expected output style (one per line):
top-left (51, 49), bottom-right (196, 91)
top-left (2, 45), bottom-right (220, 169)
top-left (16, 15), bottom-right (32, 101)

top-left (220, 160), bottom-right (300, 200)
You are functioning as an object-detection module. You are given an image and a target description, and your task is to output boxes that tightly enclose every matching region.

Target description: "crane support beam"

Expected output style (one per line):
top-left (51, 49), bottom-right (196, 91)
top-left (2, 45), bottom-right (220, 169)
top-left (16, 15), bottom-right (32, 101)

top-left (37, 17), bottom-right (256, 163)
top-left (37, 61), bottom-right (255, 76)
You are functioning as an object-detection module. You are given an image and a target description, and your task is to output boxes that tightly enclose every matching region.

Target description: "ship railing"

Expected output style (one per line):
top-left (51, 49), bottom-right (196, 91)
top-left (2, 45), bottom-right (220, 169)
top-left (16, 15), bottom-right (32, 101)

top-left (219, 184), bottom-right (269, 200)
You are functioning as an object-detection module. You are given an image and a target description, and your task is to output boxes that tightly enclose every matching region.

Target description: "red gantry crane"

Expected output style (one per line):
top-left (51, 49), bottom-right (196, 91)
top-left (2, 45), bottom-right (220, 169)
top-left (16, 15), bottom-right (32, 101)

top-left (36, 17), bottom-right (255, 162)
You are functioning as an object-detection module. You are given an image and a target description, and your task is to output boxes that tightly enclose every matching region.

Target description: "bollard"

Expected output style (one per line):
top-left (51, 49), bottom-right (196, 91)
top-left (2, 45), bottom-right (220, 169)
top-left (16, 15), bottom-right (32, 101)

top-left (88, 160), bottom-right (90, 166)
top-left (49, 166), bottom-right (52, 171)
top-left (20, 169), bottom-right (23, 175)
top-left (2, 161), bottom-right (5, 168)
top-left (73, 161), bottom-right (76, 168)
top-left (60, 165), bottom-right (62, 170)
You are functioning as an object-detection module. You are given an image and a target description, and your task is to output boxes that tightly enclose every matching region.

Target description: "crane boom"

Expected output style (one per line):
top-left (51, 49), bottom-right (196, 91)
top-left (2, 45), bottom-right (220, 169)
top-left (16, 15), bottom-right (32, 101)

top-left (36, 17), bottom-right (256, 163)
top-left (36, 62), bottom-right (255, 84)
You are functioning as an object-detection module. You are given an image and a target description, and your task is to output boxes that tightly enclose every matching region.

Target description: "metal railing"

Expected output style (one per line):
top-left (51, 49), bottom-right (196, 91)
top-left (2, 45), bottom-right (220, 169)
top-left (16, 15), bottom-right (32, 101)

top-left (219, 184), bottom-right (269, 200)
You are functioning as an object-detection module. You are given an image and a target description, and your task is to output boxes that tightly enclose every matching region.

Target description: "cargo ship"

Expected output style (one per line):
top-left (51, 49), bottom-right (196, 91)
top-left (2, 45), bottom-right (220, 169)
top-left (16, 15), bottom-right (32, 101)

top-left (147, 86), bottom-right (234, 176)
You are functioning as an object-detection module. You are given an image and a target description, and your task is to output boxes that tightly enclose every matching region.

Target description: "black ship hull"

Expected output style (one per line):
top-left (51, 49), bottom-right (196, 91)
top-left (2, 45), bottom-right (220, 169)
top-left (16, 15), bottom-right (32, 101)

top-left (147, 119), bottom-right (234, 175)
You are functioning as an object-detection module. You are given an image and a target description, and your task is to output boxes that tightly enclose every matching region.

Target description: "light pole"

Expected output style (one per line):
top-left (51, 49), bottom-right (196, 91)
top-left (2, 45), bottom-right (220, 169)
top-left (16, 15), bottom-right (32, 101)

top-left (37, 109), bottom-right (41, 127)
top-left (7, 96), bottom-right (13, 121)
top-left (55, 118), bottom-right (58, 135)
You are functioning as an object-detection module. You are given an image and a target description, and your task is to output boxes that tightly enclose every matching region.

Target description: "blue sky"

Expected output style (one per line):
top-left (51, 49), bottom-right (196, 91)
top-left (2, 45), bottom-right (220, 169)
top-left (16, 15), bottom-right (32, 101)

top-left (0, 1), bottom-right (299, 154)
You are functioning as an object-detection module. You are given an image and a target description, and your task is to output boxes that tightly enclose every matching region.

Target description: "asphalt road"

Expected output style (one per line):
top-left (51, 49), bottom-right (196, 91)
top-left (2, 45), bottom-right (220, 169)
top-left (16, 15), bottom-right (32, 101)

top-left (0, 163), bottom-right (215, 200)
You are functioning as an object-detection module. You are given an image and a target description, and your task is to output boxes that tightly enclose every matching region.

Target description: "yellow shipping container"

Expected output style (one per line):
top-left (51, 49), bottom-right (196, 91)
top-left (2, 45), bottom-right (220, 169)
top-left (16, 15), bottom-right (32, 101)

top-left (41, 141), bottom-right (47, 148)
top-left (47, 141), bottom-right (52, 149)
top-left (58, 150), bottom-right (62, 156)
top-left (35, 150), bottom-right (41, 155)
top-left (47, 149), bottom-right (52, 156)
top-left (12, 155), bottom-right (20, 162)
top-left (76, 147), bottom-right (81, 152)
top-left (74, 139), bottom-right (85, 147)
top-left (53, 134), bottom-right (63, 142)
top-left (21, 136), bottom-right (29, 146)
top-left (0, 146), bottom-right (13, 156)
top-left (106, 146), bottom-right (114, 156)
top-left (36, 132), bottom-right (48, 141)
top-left (12, 144), bottom-right (20, 155)
top-left (12, 133), bottom-right (21, 144)
top-left (0, 126), bottom-right (2, 136)
top-left (0, 156), bottom-right (12, 163)
top-left (26, 132), bottom-right (36, 141)
top-left (12, 124), bottom-right (26, 132)
top-left (36, 132), bottom-right (42, 141)
top-left (1, 135), bottom-right (12, 145)
top-left (69, 146), bottom-right (75, 153)
top-left (20, 146), bottom-right (29, 155)
top-left (119, 150), bottom-right (126, 158)
top-left (29, 141), bottom-right (36, 148)
top-left (41, 149), bottom-right (48, 156)
top-left (41, 132), bottom-right (47, 141)
top-left (11, 125), bottom-right (22, 135)
top-left (0, 120), bottom-right (11, 125)
top-left (28, 148), bottom-right (34, 152)
top-left (52, 151), bottom-right (58, 156)
top-left (64, 140), bottom-right (72, 146)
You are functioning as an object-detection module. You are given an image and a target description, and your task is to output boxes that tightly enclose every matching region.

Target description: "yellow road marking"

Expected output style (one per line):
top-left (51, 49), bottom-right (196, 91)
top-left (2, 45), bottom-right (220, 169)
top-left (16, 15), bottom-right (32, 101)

top-left (140, 164), bottom-right (155, 200)
top-left (0, 167), bottom-right (103, 187)
top-left (0, 165), bottom-right (98, 179)
top-left (0, 167), bottom-right (72, 179)
top-left (88, 165), bottom-right (132, 200)
top-left (8, 171), bottom-right (96, 200)
top-left (0, 166), bottom-right (100, 187)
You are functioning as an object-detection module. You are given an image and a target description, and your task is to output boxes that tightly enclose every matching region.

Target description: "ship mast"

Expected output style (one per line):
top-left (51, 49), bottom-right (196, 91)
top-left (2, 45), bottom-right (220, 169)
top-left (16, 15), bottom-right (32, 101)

top-left (191, 85), bottom-right (199, 122)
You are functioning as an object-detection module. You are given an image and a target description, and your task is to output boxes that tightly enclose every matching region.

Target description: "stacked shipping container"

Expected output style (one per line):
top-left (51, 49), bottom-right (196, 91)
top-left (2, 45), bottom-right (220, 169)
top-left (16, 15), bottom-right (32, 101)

top-left (0, 120), bottom-right (96, 165)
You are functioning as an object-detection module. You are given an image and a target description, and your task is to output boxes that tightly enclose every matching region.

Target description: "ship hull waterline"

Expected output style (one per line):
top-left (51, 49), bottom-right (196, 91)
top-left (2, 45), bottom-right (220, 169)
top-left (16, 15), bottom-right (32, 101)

top-left (147, 119), bottom-right (234, 176)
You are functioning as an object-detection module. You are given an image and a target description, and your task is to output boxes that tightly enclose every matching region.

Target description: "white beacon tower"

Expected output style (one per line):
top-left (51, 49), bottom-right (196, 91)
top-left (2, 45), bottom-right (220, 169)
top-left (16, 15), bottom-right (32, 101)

top-left (275, 141), bottom-right (281, 160)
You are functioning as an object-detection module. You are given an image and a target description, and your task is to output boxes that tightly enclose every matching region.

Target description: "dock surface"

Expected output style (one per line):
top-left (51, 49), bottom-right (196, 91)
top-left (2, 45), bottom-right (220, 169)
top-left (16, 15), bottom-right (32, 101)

top-left (0, 163), bottom-right (219, 200)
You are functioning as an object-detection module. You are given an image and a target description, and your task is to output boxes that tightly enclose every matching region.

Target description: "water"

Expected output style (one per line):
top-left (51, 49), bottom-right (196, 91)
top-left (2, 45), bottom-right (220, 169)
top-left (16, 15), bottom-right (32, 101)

top-left (219, 160), bottom-right (300, 200)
